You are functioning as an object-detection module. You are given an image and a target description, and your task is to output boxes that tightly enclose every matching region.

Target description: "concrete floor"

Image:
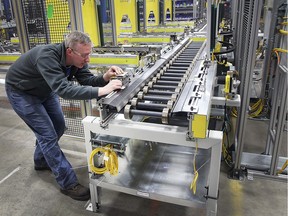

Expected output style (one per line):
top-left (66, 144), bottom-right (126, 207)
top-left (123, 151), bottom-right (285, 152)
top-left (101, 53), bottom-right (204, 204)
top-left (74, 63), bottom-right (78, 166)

top-left (0, 75), bottom-right (287, 216)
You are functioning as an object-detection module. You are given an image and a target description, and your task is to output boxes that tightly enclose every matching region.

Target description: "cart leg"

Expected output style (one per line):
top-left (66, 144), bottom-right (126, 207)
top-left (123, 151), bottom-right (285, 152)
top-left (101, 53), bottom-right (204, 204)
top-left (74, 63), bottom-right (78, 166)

top-left (206, 140), bottom-right (221, 215)
top-left (206, 198), bottom-right (217, 216)
top-left (87, 182), bottom-right (101, 212)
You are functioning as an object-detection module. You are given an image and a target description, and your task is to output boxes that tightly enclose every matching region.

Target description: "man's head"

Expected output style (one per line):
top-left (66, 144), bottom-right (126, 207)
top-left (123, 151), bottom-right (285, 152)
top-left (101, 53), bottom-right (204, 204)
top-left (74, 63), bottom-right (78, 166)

top-left (65, 31), bottom-right (92, 68)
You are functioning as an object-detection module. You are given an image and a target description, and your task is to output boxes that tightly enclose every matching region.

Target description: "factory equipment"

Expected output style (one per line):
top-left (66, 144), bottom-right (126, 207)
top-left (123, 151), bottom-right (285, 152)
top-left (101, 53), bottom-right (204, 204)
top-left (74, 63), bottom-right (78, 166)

top-left (82, 35), bottom-right (240, 215)
top-left (228, 0), bottom-right (288, 181)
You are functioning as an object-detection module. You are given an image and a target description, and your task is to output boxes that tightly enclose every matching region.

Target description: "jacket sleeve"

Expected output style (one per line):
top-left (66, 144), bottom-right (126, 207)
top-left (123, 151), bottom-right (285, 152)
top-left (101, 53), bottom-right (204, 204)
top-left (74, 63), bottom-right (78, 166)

top-left (36, 53), bottom-right (99, 100)
top-left (73, 64), bottom-right (108, 87)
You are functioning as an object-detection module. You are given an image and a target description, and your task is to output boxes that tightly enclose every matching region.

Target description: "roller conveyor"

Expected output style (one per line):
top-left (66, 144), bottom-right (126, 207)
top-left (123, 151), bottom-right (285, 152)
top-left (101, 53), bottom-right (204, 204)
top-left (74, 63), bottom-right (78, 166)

top-left (136, 102), bottom-right (167, 111)
top-left (154, 80), bottom-right (180, 85)
top-left (95, 37), bottom-right (214, 131)
top-left (139, 95), bottom-right (172, 102)
top-left (158, 76), bottom-right (183, 81)
top-left (146, 89), bottom-right (175, 95)
top-left (152, 85), bottom-right (177, 90)
top-left (123, 40), bottom-right (206, 124)
top-left (162, 72), bottom-right (186, 76)
top-left (168, 66), bottom-right (189, 70)
top-left (130, 109), bottom-right (163, 117)
top-left (171, 62), bottom-right (191, 66)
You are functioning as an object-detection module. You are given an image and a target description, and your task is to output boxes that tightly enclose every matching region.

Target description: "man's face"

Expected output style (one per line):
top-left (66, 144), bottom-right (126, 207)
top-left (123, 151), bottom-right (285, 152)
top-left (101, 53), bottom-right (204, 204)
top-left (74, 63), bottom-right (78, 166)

top-left (67, 43), bottom-right (92, 68)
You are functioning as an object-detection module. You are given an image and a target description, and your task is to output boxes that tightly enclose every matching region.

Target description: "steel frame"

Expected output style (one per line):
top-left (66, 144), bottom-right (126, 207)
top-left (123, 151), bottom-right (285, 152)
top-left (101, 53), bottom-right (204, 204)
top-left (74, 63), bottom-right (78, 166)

top-left (83, 115), bottom-right (222, 216)
top-left (232, 0), bottom-right (264, 176)
top-left (231, 0), bottom-right (287, 181)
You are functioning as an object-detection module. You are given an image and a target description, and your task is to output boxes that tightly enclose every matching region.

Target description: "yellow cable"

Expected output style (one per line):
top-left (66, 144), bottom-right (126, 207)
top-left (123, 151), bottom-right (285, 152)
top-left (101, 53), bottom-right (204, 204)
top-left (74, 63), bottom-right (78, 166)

top-left (190, 140), bottom-right (199, 194)
top-left (250, 99), bottom-right (262, 111)
top-left (231, 107), bottom-right (238, 118)
top-left (142, 116), bottom-right (150, 122)
top-left (211, 53), bottom-right (215, 61)
top-left (273, 48), bottom-right (288, 53)
top-left (249, 99), bottom-right (264, 118)
top-left (273, 50), bottom-right (280, 64)
top-left (277, 160), bottom-right (288, 174)
top-left (212, 53), bottom-right (226, 65)
top-left (89, 144), bottom-right (118, 175)
top-left (279, 29), bottom-right (288, 35)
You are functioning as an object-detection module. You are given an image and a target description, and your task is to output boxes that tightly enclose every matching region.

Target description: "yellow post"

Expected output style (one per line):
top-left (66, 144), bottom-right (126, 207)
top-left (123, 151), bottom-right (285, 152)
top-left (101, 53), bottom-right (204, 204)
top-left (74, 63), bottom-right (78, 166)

top-left (191, 114), bottom-right (208, 138)
top-left (164, 0), bottom-right (172, 22)
top-left (82, 0), bottom-right (101, 46)
top-left (146, 0), bottom-right (159, 26)
top-left (114, 0), bottom-right (137, 38)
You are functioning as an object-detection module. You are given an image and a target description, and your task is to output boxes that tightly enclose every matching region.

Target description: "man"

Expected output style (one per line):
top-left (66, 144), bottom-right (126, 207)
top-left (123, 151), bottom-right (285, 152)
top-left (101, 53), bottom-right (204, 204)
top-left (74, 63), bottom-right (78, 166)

top-left (5, 31), bottom-right (123, 201)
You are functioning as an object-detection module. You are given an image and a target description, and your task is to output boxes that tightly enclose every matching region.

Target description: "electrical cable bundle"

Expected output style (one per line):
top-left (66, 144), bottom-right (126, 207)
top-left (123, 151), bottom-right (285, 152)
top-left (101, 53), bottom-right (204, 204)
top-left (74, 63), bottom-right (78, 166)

top-left (89, 144), bottom-right (118, 175)
top-left (230, 99), bottom-right (265, 118)
top-left (249, 99), bottom-right (265, 118)
top-left (222, 104), bottom-right (233, 167)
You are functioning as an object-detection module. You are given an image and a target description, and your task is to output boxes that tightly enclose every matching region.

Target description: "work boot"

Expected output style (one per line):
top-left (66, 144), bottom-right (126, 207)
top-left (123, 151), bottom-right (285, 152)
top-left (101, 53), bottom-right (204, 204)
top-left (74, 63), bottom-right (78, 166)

top-left (60, 184), bottom-right (90, 201)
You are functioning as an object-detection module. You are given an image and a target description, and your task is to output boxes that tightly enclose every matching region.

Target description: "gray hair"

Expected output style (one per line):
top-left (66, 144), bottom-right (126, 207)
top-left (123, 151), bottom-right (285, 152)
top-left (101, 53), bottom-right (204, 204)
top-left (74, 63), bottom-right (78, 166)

top-left (64, 31), bottom-right (91, 49)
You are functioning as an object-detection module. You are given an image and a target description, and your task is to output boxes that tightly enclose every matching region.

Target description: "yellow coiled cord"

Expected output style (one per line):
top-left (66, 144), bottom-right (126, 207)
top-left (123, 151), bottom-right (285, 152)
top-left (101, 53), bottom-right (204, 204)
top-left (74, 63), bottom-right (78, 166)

top-left (89, 144), bottom-right (118, 175)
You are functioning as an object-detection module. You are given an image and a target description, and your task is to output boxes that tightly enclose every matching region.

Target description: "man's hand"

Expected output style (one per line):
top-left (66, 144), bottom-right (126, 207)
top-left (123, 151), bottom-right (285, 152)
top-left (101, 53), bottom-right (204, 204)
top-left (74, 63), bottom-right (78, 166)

top-left (98, 79), bottom-right (122, 97)
top-left (103, 66), bottom-right (124, 82)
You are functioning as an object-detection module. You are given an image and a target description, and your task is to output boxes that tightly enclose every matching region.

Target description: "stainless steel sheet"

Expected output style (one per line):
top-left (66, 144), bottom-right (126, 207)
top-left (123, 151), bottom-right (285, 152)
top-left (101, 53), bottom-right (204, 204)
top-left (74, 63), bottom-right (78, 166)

top-left (91, 140), bottom-right (211, 208)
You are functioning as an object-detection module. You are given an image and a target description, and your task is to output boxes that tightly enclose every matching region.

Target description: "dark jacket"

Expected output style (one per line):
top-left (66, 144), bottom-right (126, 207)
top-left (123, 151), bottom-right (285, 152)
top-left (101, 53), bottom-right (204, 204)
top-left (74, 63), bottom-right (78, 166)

top-left (5, 42), bottom-right (107, 99)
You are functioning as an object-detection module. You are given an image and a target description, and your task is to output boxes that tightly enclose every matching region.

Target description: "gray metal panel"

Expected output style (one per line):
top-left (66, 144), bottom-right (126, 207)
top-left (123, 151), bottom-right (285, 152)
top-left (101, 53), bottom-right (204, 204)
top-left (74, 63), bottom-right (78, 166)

top-left (83, 115), bottom-right (222, 215)
top-left (241, 152), bottom-right (288, 173)
top-left (173, 58), bottom-right (217, 117)
top-left (91, 141), bottom-right (211, 208)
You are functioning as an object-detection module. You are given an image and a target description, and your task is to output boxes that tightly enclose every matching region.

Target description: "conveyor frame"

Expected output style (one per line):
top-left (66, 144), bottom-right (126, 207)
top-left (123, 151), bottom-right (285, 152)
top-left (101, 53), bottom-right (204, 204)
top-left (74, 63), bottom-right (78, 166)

top-left (83, 116), bottom-right (222, 216)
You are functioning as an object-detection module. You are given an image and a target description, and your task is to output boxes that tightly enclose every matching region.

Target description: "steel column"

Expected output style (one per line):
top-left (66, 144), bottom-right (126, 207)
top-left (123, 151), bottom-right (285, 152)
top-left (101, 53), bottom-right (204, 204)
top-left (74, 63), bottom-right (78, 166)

top-left (68, 0), bottom-right (84, 31)
top-left (10, 0), bottom-right (29, 53)
top-left (260, 0), bottom-right (286, 98)
top-left (269, 65), bottom-right (287, 175)
top-left (206, 0), bottom-right (211, 58)
top-left (234, 0), bottom-right (263, 172)
top-left (109, 0), bottom-right (117, 45)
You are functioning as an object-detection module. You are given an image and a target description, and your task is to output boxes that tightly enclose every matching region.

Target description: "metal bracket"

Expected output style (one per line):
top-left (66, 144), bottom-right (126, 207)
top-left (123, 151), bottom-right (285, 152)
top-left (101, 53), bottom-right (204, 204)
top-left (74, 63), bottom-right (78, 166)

top-left (204, 186), bottom-right (219, 200)
top-left (85, 202), bottom-right (93, 211)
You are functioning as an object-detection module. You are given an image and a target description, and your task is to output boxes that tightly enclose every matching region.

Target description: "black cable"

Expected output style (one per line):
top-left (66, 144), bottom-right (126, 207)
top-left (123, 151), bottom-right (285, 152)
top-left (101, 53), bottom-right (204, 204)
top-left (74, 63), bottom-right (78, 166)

top-left (218, 40), bottom-right (234, 47)
top-left (221, 103), bottom-right (234, 167)
top-left (213, 40), bottom-right (235, 55)
top-left (219, 30), bottom-right (233, 36)
top-left (213, 48), bottom-right (235, 55)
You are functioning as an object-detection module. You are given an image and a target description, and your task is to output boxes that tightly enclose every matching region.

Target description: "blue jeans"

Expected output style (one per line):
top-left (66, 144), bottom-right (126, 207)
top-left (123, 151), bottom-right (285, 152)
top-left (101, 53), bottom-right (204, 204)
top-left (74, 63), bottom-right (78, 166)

top-left (5, 85), bottom-right (78, 189)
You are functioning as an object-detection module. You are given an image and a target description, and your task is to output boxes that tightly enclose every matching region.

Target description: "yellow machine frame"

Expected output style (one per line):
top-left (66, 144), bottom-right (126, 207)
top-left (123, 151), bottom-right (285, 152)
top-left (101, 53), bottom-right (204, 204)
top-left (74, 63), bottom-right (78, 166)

top-left (114, 0), bottom-right (138, 37)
